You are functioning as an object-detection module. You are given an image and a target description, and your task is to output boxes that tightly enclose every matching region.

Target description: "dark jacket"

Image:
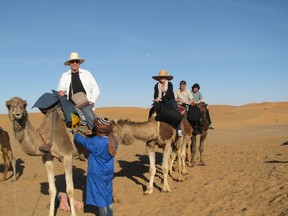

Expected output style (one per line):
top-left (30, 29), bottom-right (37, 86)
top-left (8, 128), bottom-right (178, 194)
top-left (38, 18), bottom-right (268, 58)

top-left (153, 82), bottom-right (175, 102)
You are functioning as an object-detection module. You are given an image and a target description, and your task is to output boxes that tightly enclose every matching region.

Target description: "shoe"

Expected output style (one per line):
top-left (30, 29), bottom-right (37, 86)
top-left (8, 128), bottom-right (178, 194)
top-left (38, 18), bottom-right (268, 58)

top-left (177, 130), bottom-right (182, 137)
top-left (209, 125), bottom-right (214, 130)
top-left (39, 143), bottom-right (51, 154)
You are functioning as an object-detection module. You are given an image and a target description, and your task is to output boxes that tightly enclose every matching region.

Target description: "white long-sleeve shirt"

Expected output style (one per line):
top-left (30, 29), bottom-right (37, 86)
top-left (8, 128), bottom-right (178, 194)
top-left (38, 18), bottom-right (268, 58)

top-left (57, 68), bottom-right (100, 104)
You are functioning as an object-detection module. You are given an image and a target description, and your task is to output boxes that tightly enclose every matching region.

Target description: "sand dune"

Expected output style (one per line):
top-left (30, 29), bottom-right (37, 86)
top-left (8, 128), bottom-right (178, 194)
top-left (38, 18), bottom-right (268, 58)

top-left (0, 102), bottom-right (288, 216)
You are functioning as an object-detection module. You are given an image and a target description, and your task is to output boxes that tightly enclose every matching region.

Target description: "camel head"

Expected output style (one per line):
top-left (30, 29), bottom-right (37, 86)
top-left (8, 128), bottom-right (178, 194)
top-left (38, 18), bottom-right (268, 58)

top-left (111, 119), bottom-right (135, 145)
top-left (198, 102), bottom-right (207, 117)
top-left (6, 97), bottom-right (28, 121)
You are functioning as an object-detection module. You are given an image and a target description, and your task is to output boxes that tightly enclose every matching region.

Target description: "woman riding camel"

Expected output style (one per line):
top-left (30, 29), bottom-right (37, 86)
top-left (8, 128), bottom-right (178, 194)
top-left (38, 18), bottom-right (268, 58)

top-left (149, 70), bottom-right (182, 137)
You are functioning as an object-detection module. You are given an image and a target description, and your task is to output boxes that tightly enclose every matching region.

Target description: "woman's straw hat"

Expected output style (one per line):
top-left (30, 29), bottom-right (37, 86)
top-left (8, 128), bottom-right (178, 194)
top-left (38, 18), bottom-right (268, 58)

top-left (152, 70), bottom-right (173, 81)
top-left (64, 52), bottom-right (85, 66)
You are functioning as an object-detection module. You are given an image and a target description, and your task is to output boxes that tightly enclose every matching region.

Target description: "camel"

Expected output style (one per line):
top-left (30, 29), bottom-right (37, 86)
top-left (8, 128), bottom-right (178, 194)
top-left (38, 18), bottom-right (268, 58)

top-left (0, 127), bottom-right (16, 182)
top-left (6, 97), bottom-right (88, 216)
top-left (187, 102), bottom-right (210, 167)
top-left (111, 115), bottom-right (188, 195)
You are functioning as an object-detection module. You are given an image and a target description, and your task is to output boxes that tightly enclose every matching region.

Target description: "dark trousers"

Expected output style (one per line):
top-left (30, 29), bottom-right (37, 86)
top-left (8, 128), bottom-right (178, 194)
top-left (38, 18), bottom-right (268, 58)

top-left (206, 109), bottom-right (212, 125)
top-left (149, 100), bottom-right (181, 131)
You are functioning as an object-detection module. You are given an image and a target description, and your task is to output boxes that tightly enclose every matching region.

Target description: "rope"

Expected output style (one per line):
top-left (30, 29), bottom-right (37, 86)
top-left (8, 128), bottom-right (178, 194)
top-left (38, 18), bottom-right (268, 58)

top-left (11, 128), bottom-right (18, 216)
top-left (31, 193), bottom-right (42, 216)
top-left (50, 108), bottom-right (56, 146)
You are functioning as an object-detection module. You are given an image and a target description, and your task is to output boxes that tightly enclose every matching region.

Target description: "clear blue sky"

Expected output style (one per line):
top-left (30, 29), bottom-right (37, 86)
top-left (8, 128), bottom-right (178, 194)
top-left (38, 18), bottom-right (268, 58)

top-left (1, 0), bottom-right (287, 114)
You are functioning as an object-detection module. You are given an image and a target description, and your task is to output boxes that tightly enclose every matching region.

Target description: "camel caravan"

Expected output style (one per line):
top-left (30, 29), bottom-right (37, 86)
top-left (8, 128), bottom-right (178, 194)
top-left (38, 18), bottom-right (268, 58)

top-left (4, 96), bottom-right (210, 216)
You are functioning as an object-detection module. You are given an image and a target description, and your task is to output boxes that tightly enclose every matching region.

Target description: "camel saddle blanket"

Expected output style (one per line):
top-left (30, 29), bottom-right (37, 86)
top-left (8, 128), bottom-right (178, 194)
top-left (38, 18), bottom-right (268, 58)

top-left (32, 89), bottom-right (78, 124)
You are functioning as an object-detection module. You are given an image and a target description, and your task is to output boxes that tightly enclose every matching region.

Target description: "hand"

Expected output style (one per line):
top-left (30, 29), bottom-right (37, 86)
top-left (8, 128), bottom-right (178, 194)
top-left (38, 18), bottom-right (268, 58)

top-left (154, 98), bottom-right (162, 102)
top-left (190, 101), bottom-right (195, 106)
top-left (72, 127), bottom-right (78, 134)
top-left (59, 91), bottom-right (65, 97)
top-left (85, 130), bottom-right (93, 135)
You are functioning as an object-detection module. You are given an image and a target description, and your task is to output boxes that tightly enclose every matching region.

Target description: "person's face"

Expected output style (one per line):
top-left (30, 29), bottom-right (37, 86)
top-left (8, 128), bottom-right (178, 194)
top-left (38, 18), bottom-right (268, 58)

top-left (193, 87), bottom-right (199, 93)
top-left (69, 60), bottom-right (80, 72)
top-left (180, 84), bottom-right (186, 91)
top-left (159, 77), bottom-right (167, 83)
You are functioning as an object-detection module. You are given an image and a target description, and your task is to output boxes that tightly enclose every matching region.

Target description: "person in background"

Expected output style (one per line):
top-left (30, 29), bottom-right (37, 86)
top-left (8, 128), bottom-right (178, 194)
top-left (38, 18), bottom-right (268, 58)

top-left (191, 83), bottom-right (214, 129)
top-left (73, 117), bottom-right (117, 216)
top-left (174, 80), bottom-right (195, 113)
top-left (150, 70), bottom-right (182, 136)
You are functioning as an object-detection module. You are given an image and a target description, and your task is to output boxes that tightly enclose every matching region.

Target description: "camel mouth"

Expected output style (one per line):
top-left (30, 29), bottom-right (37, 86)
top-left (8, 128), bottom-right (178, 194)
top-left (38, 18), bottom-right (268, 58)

top-left (13, 113), bottom-right (23, 119)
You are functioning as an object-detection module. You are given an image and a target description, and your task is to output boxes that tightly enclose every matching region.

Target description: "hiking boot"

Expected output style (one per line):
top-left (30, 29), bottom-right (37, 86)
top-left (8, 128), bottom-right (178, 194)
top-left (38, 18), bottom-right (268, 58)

top-left (177, 130), bottom-right (182, 137)
top-left (39, 143), bottom-right (51, 154)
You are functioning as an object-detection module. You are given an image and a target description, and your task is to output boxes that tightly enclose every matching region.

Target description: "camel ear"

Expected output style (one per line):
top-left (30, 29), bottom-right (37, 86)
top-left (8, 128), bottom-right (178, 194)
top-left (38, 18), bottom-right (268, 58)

top-left (6, 99), bottom-right (11, 109)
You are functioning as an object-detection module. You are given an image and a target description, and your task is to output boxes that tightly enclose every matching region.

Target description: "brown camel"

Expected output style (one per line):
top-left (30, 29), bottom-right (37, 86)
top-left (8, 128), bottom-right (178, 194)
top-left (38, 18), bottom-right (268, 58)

top-left (6, 97), bottom-right (87, 216)
top-left (187, 102), bottom-right (210, 167)
top-left (111, 116), bottom-right (186, 195)
top-left (0, 127), bottom-right (16, 182)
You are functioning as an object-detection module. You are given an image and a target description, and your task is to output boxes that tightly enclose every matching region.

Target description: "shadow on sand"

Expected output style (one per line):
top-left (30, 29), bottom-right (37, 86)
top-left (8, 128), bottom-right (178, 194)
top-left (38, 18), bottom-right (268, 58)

top-left (114, 151), bottom-right (164, 192)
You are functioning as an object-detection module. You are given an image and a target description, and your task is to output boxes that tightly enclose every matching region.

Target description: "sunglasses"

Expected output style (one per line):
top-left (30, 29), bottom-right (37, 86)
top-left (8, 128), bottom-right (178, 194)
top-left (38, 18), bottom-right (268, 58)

top-left (69, 60), bottom-right (80, 64)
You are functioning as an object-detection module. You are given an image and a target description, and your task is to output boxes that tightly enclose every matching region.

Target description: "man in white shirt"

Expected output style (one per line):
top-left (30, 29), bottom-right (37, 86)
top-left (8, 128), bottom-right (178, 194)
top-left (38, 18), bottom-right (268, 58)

top-left (39, 52), bottom-right (100, 153)
top-left (174, 80), bottom-right (195, 111)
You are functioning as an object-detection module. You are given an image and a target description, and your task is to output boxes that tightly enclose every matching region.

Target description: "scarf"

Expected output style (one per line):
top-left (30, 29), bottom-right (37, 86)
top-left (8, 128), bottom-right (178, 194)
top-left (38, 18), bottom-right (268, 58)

top-left (93, 118), bottom-right (117, 156)
top-left (157, 80), bottom-right (168, 99)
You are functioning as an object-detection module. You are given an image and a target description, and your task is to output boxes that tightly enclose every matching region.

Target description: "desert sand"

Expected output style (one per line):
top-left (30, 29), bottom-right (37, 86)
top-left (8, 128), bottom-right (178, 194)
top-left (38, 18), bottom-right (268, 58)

top-left (0, 102), bottom-right (288, 216)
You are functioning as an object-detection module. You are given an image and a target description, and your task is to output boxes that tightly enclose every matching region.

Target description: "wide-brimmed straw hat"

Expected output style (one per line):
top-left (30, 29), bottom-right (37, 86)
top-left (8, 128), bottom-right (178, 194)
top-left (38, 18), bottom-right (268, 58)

top-left (152, 70), bottom-right (173, 81)
top-left (64, 52), bottom-right (85, 66)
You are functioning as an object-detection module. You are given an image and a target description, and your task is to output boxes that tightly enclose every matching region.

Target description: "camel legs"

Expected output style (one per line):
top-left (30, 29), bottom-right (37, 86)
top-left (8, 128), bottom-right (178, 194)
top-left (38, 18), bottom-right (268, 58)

top-left (145, 142), bottom-right (172, 194)
top-left (191, 133), bottom-right (207, 166)
top-left (144, 143), bottom-right (156, 195)
top-left (8, 148), bottom-right (16, 181)
top-left (10, 151), bottom-right (16, 181)
top-left (44, 155), bottom-right (76, 216)
top-left (1, 150), bottom-right (9, 182)
top-left (169, 151), bottom-right (176, 175)
top-left (43, 158), bottom-right (57, 216)
top-left (187, 136), bottom-right (193, 167)
top-left (161, 144), bottom-right (172, 193)
top-left (169, 151), bottom-right (184, 182)
top-left (63, 155), bottom-right (76, 216)
top-left (169, 137), bottom-right (186, 181)
top-left (0, 148), bottom-right (16, 182)
top-left (191, 135), bottom-right (197, 167)
top-left (198, 133), bottom-right (207, 166)
top-left (180, 136), bottom-right (190, 176)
